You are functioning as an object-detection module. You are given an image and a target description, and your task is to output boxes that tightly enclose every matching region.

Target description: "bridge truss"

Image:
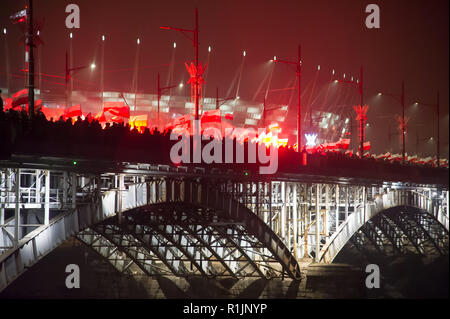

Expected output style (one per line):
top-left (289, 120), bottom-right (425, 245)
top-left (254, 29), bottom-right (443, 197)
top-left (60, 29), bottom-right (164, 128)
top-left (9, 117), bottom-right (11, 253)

top-left (0, 162), bottom-right (448, 292)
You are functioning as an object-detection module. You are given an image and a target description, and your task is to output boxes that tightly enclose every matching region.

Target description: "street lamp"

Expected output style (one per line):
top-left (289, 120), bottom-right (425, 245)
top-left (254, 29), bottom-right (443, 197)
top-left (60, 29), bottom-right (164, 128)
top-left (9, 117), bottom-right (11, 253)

top-left (161, 8), bottom-right (200, 120)
top-left (416, 92), bottom-right (441, 167)
top-left (157, 73), bottom-right (180, 129)
top-left (336, 66), bottom-right (364, 157)
top-left (65, 51), bottom-right (96, 109)
top-left (272, 45), bottom-right (302, 154)
top-left (377, 81), bottom-right (407, 164)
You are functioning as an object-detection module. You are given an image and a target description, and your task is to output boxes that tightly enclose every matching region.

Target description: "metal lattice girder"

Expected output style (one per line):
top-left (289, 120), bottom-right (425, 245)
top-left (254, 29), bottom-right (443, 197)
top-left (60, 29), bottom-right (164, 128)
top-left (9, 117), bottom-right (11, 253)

top-left (123, 206), bottom-right (267, 278)
top-left (190, 181), bottom-right (301, 279)
top-left (374, 213), bottom-right (407, 254)
top-left (76, 228), bottom-right (141, 275)
top-left (408, 210), bottom-right (449, 255)
top-left (80, 225), bottom-right (174, 276)
top-left (319, 188), bottom-right (449, 263)
top-left (384, 209), bottom-right (428, 255)
top-left (108, 218), bottom-right (190, 277)
top-left (358, 220), bottom-right (390, 255)
top-left (346, 207), bottom-right (449, 259)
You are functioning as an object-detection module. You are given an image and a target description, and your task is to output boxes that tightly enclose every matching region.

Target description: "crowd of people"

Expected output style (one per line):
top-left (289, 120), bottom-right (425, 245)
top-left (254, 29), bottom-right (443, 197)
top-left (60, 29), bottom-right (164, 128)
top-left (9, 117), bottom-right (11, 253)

top-left (0, 108), bottom-right (447, 185)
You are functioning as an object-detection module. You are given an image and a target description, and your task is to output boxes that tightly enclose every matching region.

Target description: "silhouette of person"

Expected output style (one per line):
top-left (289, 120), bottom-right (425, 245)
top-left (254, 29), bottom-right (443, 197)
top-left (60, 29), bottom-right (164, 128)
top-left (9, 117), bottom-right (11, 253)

top-left (0, 89), bottom-right (3, 110)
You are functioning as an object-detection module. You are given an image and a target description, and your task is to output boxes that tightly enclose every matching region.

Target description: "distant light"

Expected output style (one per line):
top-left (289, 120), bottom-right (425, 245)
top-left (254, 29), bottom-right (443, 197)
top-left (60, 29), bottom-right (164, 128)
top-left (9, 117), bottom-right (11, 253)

top-left (173, 42), bottom-right (176, 48)
top-left (69, 32), bottom-right (73, 39)
top-left (343, 73), bottom-right (346, 79)
top-left (378, 93), bottom-right (382, 96)
top-left (137, 38), bottom-right (140, 45)
top-left (244, 171), bottom-right (249, 176)
top-left (37, 30), bottom-right (40, 36)
top-left (236, 96), bottom-right (240, 100)
top-left (332, 69), bottom-right (335, 75)
top-left (179, 83), bottom-right (184, 88)
top-left (273, 56), bottom-right (277, 61)
top-left (243, 51), bottom-right (246, 57)
top-left (305, 133), bottom-right (318, 147)
top-left (356, 79), bottom-right (359, 84)
top-left (3, 28), bottom-right (6, 35)
top-left (90, 63), bottom-right (96, 69)
top-left (334, 80), bottom-right (338, 83)
top-left (351, 76), bottom-right (353, 81)
top-left (208, 46), bottom-right (211, 52)
top-left (415, 102), bottom-right (419, 105)
top-left (366, 123), bottom-right (369, 127)
top-left (102, 35), bottom-right (105, 41)
top-left (318, 65), bottom-right (320, 71)
top-left (73, 161), bottom-right (77, 165)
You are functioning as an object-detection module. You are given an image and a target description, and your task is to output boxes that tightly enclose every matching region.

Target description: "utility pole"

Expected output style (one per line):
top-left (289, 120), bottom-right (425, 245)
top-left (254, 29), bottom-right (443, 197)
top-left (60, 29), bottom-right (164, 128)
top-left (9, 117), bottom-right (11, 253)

top-left (216, 87), bottom-right (219, 109)
top-left (194, 8), bottom-right (199, 120)
top-left (401, 81), bottom-right (405, 164)
top-left (437, 91), bottom-right (440, 168)
top-left (157, 73), bottom-right (178, 130)
top-left (157, 73), bottom-right (160, 127)
top-left (273, 44), bottom-right (302, 153)
top-left (26, 0), bottom-right (35, 117)
top-left (359, 66), bottom-right (364, 158)
top-left (65, 51), bottom-right (69, 109)
top-left (161, 8), bottom-right (200, 120)
top-left (298, 45), bottom-right (302, 153)
top-left (263, 96), bottom-right (266, 127)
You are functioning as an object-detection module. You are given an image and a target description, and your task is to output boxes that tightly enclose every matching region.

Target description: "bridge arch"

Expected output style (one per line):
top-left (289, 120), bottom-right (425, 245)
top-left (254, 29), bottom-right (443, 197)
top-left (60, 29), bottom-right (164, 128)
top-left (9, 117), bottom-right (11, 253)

top-left (318, 190), bottom-right (449, 263)
top-left (0, 179), bottom-right (301, 292)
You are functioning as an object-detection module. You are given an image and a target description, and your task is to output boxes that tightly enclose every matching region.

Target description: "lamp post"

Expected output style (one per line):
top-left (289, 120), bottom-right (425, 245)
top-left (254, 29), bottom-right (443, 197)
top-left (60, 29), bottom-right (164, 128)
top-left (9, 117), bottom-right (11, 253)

top-left (157, 73), bottom-right (179, 129)
top-left (26, 0), bottom-right (35, 117)
top-left (65, 51), bottom-right (95, 109)
top-left (273, 45), bottom-right (302, 153)
top-left (337, 66), bottom-right (364, 157)
top-left (101, 35), bottom-right (105, 108)
top-left (215, 87), bottom-right (235, 110)
top-left (416, 92), bottom-right (440, 167)
top-left (377, 81), bottom-right (407, 164)
top-left (161, 8), bottom-right (199, 120)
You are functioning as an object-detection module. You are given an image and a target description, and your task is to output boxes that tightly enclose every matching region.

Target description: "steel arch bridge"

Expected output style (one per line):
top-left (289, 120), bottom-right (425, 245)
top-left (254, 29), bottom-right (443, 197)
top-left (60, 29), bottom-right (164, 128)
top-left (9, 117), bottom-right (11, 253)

top-left (0, 162), bottom-right (448, 292)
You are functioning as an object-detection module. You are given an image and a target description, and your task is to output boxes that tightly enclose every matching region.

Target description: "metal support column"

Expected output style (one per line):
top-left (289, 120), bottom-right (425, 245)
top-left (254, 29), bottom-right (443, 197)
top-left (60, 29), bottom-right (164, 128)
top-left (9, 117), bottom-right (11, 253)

top-left (118, 174), bottom-right (124, 224)
top-left (35, 170), bottom-right (41, 204)
top-left (44, 170), bottom-right (50, 225)
top-left (281, 182), bottom-right (286, 240)
top-left (315, 184), bottom-right (320, 262)
top-left (71, 173), bottom-right (76, 209)
top-left (14, 169), bottom-right (20, 246)
top-left (293, 183), bottom-right (298, 259)
top-left (335, 184), bottom-right (339, 232)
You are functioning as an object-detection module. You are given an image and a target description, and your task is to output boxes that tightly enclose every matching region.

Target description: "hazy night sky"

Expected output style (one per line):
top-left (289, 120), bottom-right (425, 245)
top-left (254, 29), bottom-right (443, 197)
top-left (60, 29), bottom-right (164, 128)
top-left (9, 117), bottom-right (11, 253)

top-left (0, 0), bottom-right (448, 156)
